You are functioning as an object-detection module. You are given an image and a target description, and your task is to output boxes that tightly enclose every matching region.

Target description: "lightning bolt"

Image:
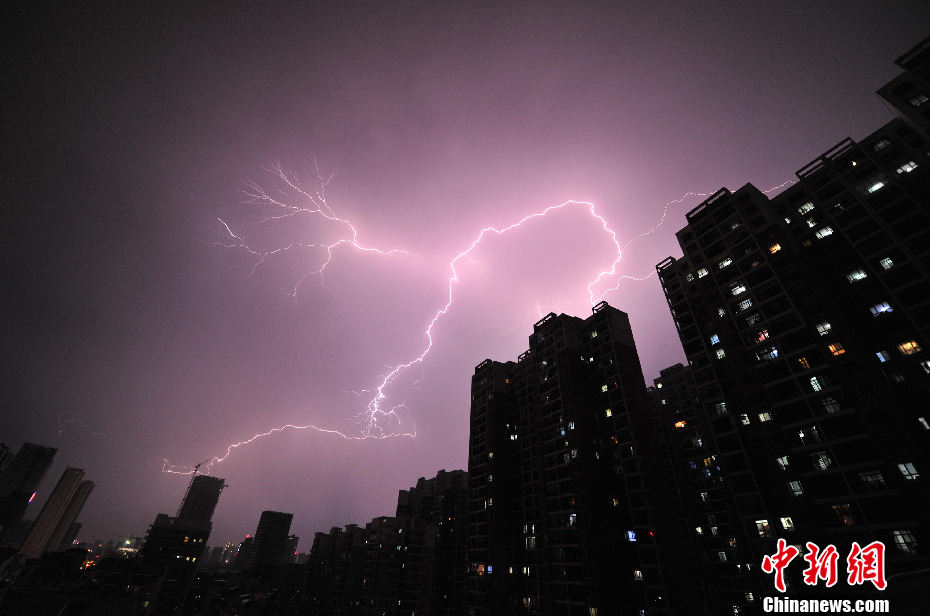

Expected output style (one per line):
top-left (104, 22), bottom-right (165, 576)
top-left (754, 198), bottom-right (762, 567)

top-left (167, 173), bottom-right (796, 475)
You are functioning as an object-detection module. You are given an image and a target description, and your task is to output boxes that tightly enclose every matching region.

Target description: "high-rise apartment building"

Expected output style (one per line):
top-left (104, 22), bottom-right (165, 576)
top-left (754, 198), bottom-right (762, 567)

top-left (467, 302), bottom-right (697, 616)
top-left (20, 468), bottom-right (94, 559)
top-left (244, 510), bottom-right (294, 572)
top-left (305, 469), bottom-right (468, 615)
top-left (176, 475), bottom-right (226, 523)
top-left (397, 469), bottom-right (469, 615)
top-left (140, 474), bottom-right (226, 564)
top-left (654, 35), bottom-right (930, 613)
top-left (0, 442), bottom-right (56, 545)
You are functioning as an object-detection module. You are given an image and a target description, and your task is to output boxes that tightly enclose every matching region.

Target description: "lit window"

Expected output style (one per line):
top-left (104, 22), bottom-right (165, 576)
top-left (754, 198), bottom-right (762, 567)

top-left (737, 299), bottom-right (753, 311)
top-left (686, 273), bottom-right (694, 282)
top-left (833, 503), bottom-right (855, 526)
top-left (892, 530), bottom-right (918, 555)
top-left (806, 217), bottom-right (817, 228)
top-left (746, 313), bottom-right (762, 326)
top-left (716, 349), bottom-right (726, 359)
top-left (697, 268), bottom-right (709, 278)
top-left (776, 456), bottom-right (789, 470)
top-left (626, 531), bottom-right (636, 542)
top-left (758, 412), bottom-right (773, 422)
top-left (873, 138), bottom-right (890, 151)
top-left (757, 346), bottom-right (779, 361)
top-left (879, 257), bottom-right (894, 270)
top-left (846, 269), bottom-right (867, 282)
top-left (797, 202), bottom-right (815, 215)
top-left (896, 161), bottom-right (918, 174)
top-left (870, 302), bottom-right (893, 316)
top-left (731, 284), bottom-right (747, 296)
top-left (740, 414), bottom-right (750, 425)
top-left (754, 329), bottom-right (770, 343)
top-left (919, 417), bottom-right (929, 430)
top-left (781, 517), bottom-right (795, 531)
top-left (710, 334), bottom-right (720, 345)
top-left (923, 360), bottom-right (930, 374)
top-left (755, 520), bottom-right (773, 537)
top-left (730, 221), bottom-right (741, 230)
top-left (828, 342), bottom-right (845, 356)
top-left (788, 480), bottom-right (803, 496)
top-left (700, 492), bottom-right (709, 502)
top-left (815, 227), bottom-right (834, 239)
top-left (821, 397), bottom-right (841, 414)
top-left (859, 471), bottom-right (885, 488)
top-left (876, 350), bottom-right (890, 362)
top-left (898, 462), bottom-right (919, 480)
top-left (892, 372), bottom-right (905, 382)
top-left (675, 420), bottom-right (687, 428)
top-left (718, 257), bottom-right (733, 269)
top-left (908, 92), bottom-right (929, 107)
top-left (633, 570), bottom-right (643, 581)
top-left (798, 357), bottom-right (810, 369)
top-left (898, 341), bottom-right (922, 355)
top-left (605, 409), bottom-right (612, 417)
top-left (601, 384), bottom-right (609, 392)
top-left (815, 322), bottom-right (831, 336)
top-left (811, 451), bottom-right (833, 471)
top-left (525, 536), bottom-right (536, 549)
top-left (769, 243), bottom-right (782, 254)
top-left (715, 402), bottom-right (728, 415)
top-left (798, 426), bottom-right (821, 445)
top-left (718, 551), bottom-right (727, 562)
top-left (785, 217), bottom-right (792, 224)
top-left (695, 526), bottom-right (703, 534)
top-left (591, 330), bottom-right (598, 338)
top-left (568, 513), bottom-right (577, 525)
top-left (810, 376), bottom-right (825, 392)
top-left (856, 173), bottom-right (887, 194)
top-left (717, 307), bottom-right (726, 317)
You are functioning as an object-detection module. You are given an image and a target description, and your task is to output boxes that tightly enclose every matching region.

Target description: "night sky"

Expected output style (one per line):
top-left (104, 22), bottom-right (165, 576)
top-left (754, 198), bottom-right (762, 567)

top-left (4, 2), bottom-right (929, 549)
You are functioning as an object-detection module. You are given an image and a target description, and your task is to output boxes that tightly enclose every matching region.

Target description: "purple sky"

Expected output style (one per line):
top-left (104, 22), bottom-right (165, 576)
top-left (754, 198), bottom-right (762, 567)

top-left (5, 2), bottom-right (930, 549)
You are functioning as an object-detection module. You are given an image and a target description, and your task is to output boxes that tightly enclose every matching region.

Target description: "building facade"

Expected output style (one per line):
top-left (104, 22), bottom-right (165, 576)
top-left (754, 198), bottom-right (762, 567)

top-left (467, 302), bottom-right (698, 616)
top-left (653, 35), bottom-right (930, 613)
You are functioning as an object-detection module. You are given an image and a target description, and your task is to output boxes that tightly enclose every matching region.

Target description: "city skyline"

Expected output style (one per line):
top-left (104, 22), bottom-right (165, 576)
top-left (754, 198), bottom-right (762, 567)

top-left (5, 2), bottom-right (930, 548)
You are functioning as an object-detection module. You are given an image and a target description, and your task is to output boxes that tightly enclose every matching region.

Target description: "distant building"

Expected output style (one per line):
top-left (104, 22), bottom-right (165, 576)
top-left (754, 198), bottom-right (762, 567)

top-left (397, 469), bottom-right (468, 615)
top-left (176, 475), bottom-right (226, 523)
top-left (284, 534), bottom-right (299, 564)
top-left (0, 442), bottom-right (56, 546)
top-left (56, 522), bottom-right (82, 552)
top-left (139, 473), bottom-right (226, 612)
top-left (244, 510), bottom-right (293, 573)
top-left (20, 468), bottom-right (94, 559)
top-left (305, 524), bottom-right (367, 614)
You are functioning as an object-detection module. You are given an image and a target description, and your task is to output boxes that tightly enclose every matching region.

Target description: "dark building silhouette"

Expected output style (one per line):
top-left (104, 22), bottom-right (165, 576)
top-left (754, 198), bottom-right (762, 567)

top-left (653, 34), bottom-right (930, 613)
top-left (176, 475), bottom-right (225, 523)
top-left (305, 469), bottom-right (468, 615)
top-left (21, 469), bottom-right (94, 559)
top-left (467, 302), bottom-right (698, 616)
top-left (140, 474), bottom-right (226, 565)
top-left (57, 522), bottom-right (82, 552)
top-left (284, 534), bottom-right (299, 564)
top-left (245, 510), bottom-right (293, 573)
top-left (139, 473), bottom-right (225, 613)
top-left (397, 469), bottom-right (469, 615)
top-left (0, 442), bottom-right (56, 546)
top-left (306, 523), bottom-right (367, 614)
